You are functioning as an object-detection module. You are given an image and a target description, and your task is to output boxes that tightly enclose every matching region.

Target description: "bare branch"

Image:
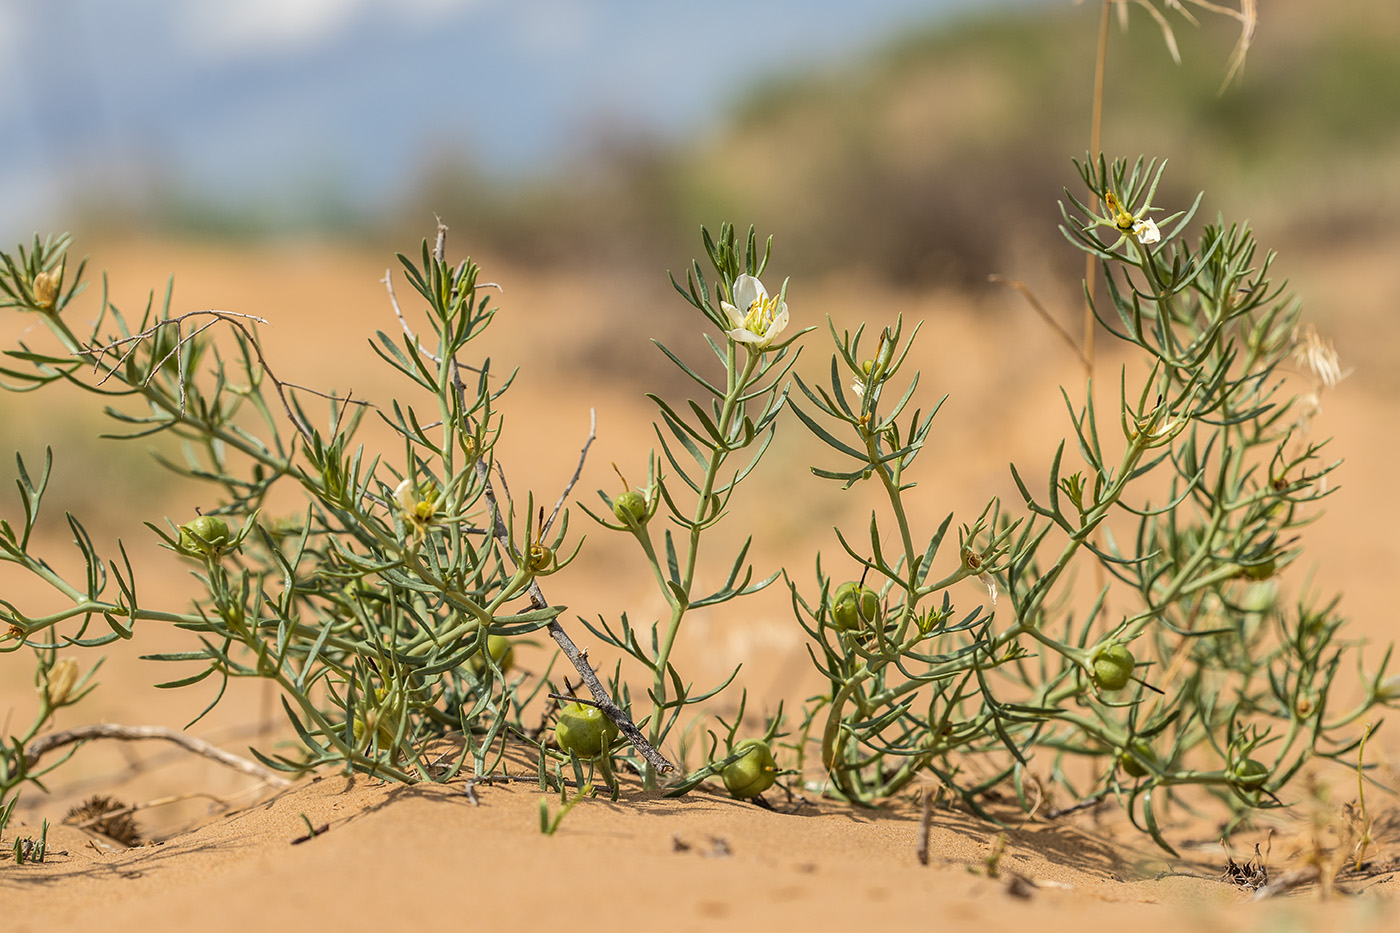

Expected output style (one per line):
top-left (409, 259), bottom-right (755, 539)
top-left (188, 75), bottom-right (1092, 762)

top-left (384, 268), bottom-right (443, 365)
top-left (86, 309), bottom-right (270, 373)
top-left (25, 723), bottom-right (292, 787)
top-left (476, 455), bottom-right (674, 774)
top-left (81, 309), bottom-right (326, 444)
top-left (916, 784), bottom-right (935, 865)
top-left (455, 355), bottom-right (671, 774)
top-left (543, 408), bottom-right (597, 537)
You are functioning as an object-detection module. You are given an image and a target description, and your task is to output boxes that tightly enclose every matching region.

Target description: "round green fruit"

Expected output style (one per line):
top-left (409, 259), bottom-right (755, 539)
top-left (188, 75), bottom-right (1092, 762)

top-left (527, 543), bottom-right (556, 574)
top-left (1091, 644), bottom-right (1135, 691)
top-left (1117, 740), bottom-right (1156, 778)
top-left (612, 490), bottom-right (648, 524)
top-left (353, 712), bottom-right (396, 750)
top-left (555, 702), bottom-right (618, 759)
top-left (831, 581), bottom-right (881, 632)
top-left (179, 515), bottom-right (231, 556)
top-left (1231, 757), bottom-right (1270, 789)
top-left (722, 739), bottom-right (778, 799)
top-left (1242, 557), bottom-right (1277, 581)
top-left (466, 634), bottom-right (514, 676)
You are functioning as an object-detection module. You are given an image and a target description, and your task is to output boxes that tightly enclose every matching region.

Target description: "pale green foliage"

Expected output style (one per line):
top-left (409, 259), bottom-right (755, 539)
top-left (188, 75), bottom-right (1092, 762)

top-left (0, 232), bottom-right (570, 794)
top-left (788, 156), bottom-right (1392, 850)
top-left (0, 164), bottom-right (1389, 850)
top-left (581, 224), bottom-right (803, 789)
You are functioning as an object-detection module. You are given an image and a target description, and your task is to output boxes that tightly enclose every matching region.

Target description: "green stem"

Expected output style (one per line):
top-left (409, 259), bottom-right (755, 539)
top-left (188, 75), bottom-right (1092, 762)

top-left (645, 345), bottom-right (760, 787)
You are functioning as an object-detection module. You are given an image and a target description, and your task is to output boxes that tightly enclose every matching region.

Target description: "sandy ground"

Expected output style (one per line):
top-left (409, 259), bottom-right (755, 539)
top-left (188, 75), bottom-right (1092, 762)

top-left (3, 231), bottom-right (1399, 929)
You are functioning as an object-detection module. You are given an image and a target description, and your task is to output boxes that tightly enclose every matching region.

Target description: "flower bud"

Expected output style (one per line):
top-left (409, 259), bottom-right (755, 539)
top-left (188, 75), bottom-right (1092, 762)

top-left (353, 709), bottom-right (397, 750)
top-left (32, 266), bottom-right (62, 310)
top-left (612, 490), bottom-right (648, 525)
top-left (722, 739), bottom-right (778, 799)
top-left (1240, 581), bottom-right (1277, 615)
top-left (354, 686), bottom-right (401, 750)
top-left (1091, 644), bottom-right (1135, 691)
top-left (40, 657), bottom-right (81, 707)
top-left (393, 478), bottom-right (437, 525)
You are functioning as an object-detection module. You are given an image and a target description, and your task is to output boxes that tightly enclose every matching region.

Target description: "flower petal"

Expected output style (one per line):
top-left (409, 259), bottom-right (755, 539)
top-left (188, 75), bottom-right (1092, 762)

top-left (720, 300), bottom-right (744, 330)
top-left (1132, 218), bottom-right (1161, 244)
top-left (767, 304), bottom-right (789, 341)
top-left (731, 274), bottom-right (765, 312)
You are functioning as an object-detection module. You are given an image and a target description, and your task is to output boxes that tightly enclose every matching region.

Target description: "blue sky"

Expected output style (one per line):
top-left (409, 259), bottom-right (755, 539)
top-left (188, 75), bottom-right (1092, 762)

top-left (0, 0), bottom-right (1050, 237)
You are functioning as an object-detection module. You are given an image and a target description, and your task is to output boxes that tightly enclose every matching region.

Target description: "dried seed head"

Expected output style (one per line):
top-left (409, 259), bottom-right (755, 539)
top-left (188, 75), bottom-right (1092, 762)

top-left (40, 657), bottom-right (81, 707)
top-left (1292, 324), bottom-right (1345, 390)
top-left (64, 795), bottom-right (142, 847)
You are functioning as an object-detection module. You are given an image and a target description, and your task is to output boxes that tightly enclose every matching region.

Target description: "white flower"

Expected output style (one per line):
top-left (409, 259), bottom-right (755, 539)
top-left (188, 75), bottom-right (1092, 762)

top-left (394, 478), bottom-right (418, 514)
top-left (1103, 191), bottom-right (1162, 251)
top-left (978, 571), bottom-right (998, 608)
top-left (851, 361), bottom-right (877, 403)
top-left (1131, 217), bottom-right (1161, 244)
top-left (394, 477), bottom-right (436, 525)
top-left (720, 274), bottom-right (789, 350)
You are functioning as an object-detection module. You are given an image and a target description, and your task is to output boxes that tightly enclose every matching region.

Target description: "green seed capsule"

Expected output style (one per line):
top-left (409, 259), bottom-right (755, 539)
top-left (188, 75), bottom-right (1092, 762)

top-left (722, 739), bottom-right (778, 799)
top-left (1118, 740), bottom-right (1156, 778)
top-left (528, 543), bottom-right (556, 574)
top-left (466, 634), bottom-right (515, 677)
top-left (178, 516), bottom-right (231, 557)
top-left (831, 581), bottom-right (882, 632)
top-left (555, 702), bottom-right (618, 759)
top-left (1091, 644), bottom-right (1135, 691)
top-left (1231, 757), bottom-right (1270, 789)
top-left (1241, 557), bottom-right (1277, 580)
top-left (612, 491), bottom-right (648, 525)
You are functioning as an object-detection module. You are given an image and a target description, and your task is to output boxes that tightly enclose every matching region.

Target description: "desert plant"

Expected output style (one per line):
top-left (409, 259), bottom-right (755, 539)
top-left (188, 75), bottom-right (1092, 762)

top-left (0, 641), bottom-right (101, 812)
top-left (0, 1), bottom-right (1390, 858)
top-left (578, 223), bottom-right (805, 788)
top-left (787, 155), bottom-right (1391, 850)
top-left (0, 229), bottom-right (665, 801)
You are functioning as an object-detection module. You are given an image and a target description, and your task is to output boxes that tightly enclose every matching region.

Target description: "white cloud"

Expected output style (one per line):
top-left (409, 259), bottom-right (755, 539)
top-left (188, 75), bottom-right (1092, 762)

top-left (177, 0), bottom-right (490, 61)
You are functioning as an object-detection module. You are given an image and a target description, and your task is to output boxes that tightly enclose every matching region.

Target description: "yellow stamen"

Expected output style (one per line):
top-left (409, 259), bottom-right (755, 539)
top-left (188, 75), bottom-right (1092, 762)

top-left (743, 294), bottom-right (779, 336)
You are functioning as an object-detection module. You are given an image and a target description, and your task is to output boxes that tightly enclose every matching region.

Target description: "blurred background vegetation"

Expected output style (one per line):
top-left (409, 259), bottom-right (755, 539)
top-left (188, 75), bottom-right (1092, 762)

top-left (66, 0), bottom-right (1400, 293)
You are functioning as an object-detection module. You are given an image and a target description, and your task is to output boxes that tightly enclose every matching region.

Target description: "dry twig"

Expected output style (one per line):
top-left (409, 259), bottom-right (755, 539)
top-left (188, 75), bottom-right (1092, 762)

top-left (25, 723), bottom-right (291, 787)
